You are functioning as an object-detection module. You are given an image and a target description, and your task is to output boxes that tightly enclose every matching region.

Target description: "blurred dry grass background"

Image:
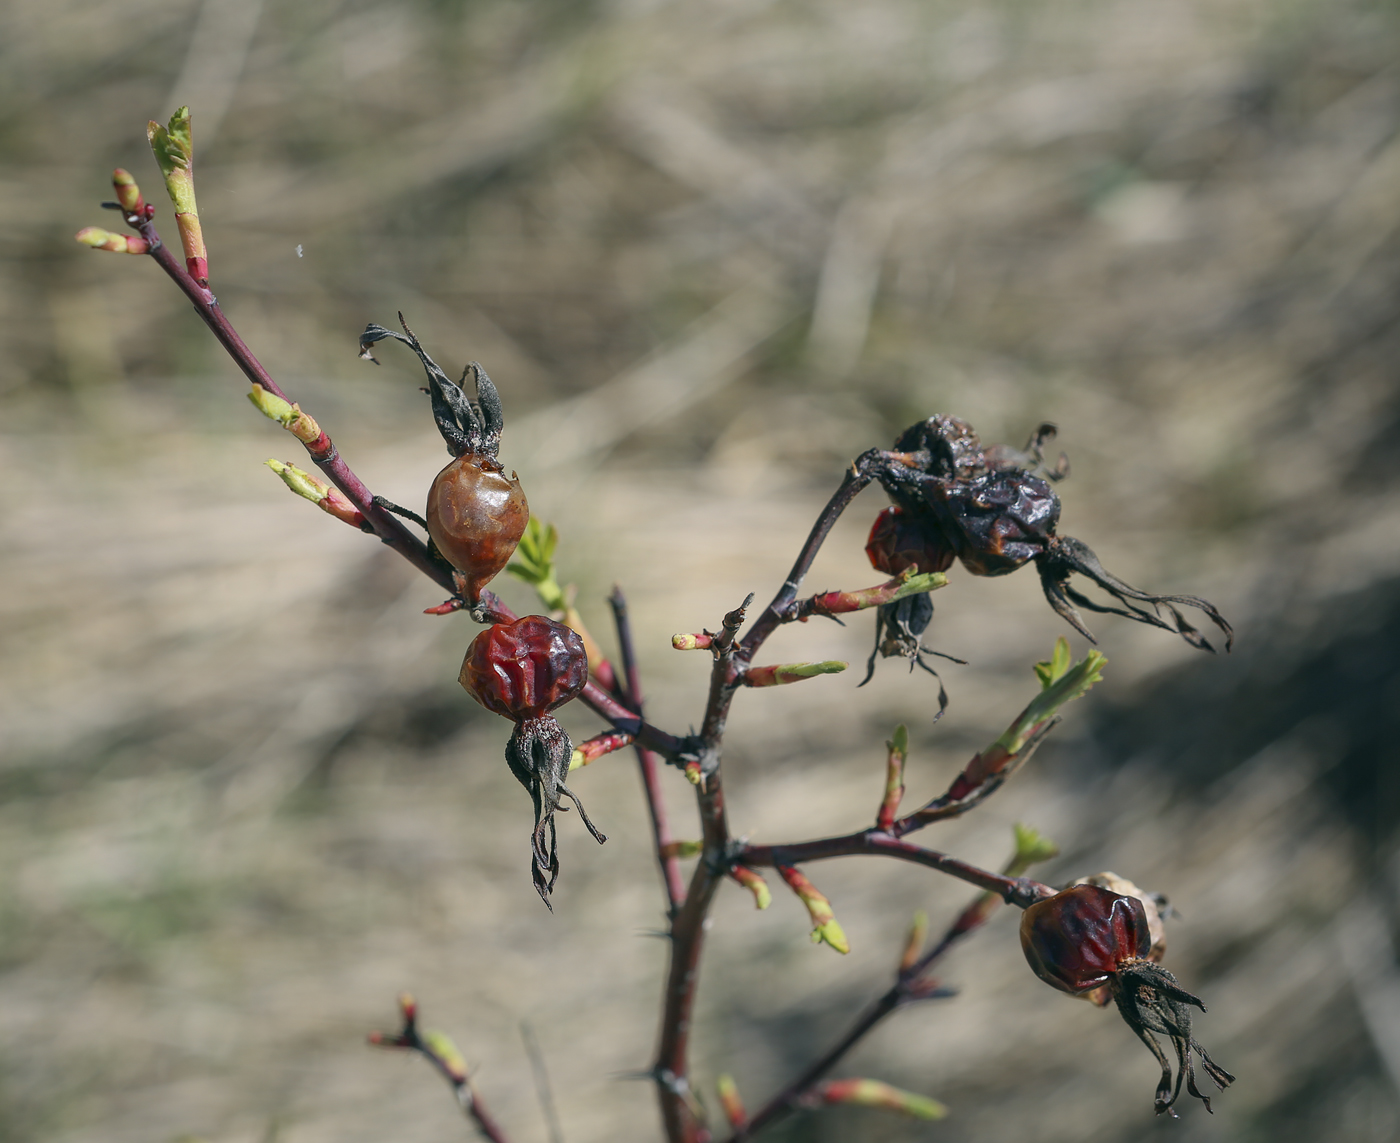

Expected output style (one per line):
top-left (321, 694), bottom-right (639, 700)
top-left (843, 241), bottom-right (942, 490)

top-left (4, 0), bottom-right (1400, 1139)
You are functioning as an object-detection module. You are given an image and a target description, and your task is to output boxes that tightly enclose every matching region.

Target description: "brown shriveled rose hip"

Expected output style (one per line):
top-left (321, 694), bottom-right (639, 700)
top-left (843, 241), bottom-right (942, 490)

top-left (1020, 883), bottom-right (1234, 1117)
top-left (460, 616), bottom-right (604, 908)
top-left (359, 315), bottom-right (528, 605)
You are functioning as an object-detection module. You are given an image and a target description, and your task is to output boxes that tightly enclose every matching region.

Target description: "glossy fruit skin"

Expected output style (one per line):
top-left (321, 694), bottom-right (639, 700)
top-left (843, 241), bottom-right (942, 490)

top-left (1020, 884), bottom-right (1153, 995)
top-left (459, 615), bottom-right (587, 722)
top-left (426, 454), bottom-right (529, 600)
top-left (865, 506), bottom-right (955, 576)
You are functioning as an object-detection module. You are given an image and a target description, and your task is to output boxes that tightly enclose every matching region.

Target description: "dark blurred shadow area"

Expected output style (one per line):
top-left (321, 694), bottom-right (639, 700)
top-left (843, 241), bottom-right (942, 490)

top-left (3, 0), bottom-right (1400, 1140)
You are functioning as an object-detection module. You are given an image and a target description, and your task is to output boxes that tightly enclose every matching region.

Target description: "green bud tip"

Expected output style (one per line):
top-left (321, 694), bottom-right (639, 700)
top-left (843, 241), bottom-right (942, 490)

top-left (814, 918), bottom-right (850, 955)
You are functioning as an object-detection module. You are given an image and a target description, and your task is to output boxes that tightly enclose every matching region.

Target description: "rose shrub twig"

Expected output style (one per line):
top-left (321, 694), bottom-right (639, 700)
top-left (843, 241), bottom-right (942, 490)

top-left (75, 108), bottom-right (1237, 1141)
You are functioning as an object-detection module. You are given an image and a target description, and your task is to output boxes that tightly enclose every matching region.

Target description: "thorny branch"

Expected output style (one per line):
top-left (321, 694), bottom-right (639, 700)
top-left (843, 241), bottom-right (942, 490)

top-left (654, 592), bottom-right (753, 1142)
top-left (90, 142), bottom-right (1229, 1142)
top-left (115, 229), bottom-right (1077, 1137)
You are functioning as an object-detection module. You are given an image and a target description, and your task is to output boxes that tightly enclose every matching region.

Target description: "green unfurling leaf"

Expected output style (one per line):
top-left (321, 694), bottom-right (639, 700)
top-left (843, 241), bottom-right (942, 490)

top-left (506, 517), bottom-right (566, 610)
top-left (1034, 635), bottom-right (1073, 689)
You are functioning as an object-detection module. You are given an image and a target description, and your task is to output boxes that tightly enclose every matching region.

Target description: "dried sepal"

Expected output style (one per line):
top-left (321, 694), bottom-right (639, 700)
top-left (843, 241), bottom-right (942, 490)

top-left (1037, 535), bottom-right (1233, 652)
top-left (1112, 960), bottom-right (1234, 1117)
top-left (858, 587), bottom-right (965, 698)
top-left (359, 314), bottom-right (503, 458)
top-left (506, 716), bottom-right (606, 909)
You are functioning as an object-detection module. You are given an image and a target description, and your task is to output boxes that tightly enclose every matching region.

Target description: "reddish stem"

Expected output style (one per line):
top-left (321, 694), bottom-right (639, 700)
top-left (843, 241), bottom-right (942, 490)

top-left (611, 587), bottom-right (687, 914)
top-left (655, 595), bottom-right (751, 1143)
top-left (738, 833), bottom-right (1053, 908)
top-left (726, 873), bottom-right (1027, 1141)
top-left (137, 223), bottom-right (454, 591)
top-left (738, 452), bottom-right (907, 660)
top-left (133, 219), bottom-right (699, 769)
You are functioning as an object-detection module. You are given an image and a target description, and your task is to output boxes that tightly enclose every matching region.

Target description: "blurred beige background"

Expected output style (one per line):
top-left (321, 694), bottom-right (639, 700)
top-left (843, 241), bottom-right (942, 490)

top-left (3, 0), bottom-right (1400, 1139)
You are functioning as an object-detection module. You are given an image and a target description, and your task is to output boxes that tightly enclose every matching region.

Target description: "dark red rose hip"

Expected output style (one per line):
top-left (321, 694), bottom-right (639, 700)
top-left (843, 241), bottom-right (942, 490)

top-left (1020, 883), bottom-right (1233, 1117)
top-left (460, 616), bottom-right (604, 909)
top-left (873, 415), bottom-right (1232, 651)
top-left (460, 615), bottom-right (588, 720)
top-left (865, 506), bottom-right (955, 577)
top-left (1020, 883), bottom-right (1151, 994)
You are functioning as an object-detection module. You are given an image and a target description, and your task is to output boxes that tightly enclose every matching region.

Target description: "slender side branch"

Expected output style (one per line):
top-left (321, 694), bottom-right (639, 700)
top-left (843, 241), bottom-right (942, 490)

top-left (728, 827), bottom-right (1059, 1140)
top-left (125, 216), bottom-right (702, 766)
top-left (369, 994), bottom-right (512, 1143)
top-left (739, 450), bottom-right (926, 659)
top-left (135, 219), bottom-right (453, 592)
top-left (894, 645), bottom-right (1106, 831)
top-left (738, 833), bottom-right (1053, 908)
top-left (611, 587), bottom-right (687, 914)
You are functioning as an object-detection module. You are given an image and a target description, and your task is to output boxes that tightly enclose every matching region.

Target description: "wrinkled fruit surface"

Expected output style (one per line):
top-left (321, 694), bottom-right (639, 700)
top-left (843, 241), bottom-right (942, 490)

top-left (427, 454), bottom-right (529, 600)
top-left (459, 615), bottom-right (588, 722)
top-left (865, 506), bottom-right (955, 576)
top-left (1020, 883), bottom-right (1152, 995)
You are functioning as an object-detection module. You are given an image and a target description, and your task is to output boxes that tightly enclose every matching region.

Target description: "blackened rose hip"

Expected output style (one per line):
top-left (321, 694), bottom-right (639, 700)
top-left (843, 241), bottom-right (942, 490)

top-left (1021, 883), bottom-right (1233, 1116)
top-left (861, 416), bottom-right (1232, 682)
top-left (460, 615), bottom-right (605, 908)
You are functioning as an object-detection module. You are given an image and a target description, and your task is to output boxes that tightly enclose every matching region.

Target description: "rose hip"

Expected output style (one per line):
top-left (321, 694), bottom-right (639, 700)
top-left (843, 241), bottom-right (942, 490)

top-left (865, 506), bottom-right (955, 577)
top-left (428, 456), bottom-right (528, 602)
top-left (358, 316), bottom-right (528, 604)
top-left (1020, 883), bottom-right (1151, 995)
top-left (459, 616), bottom-right (603, 908)
top-left (1020, 883), bottom-right (1233, 1117)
